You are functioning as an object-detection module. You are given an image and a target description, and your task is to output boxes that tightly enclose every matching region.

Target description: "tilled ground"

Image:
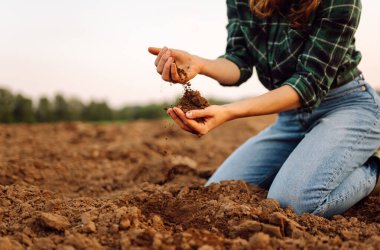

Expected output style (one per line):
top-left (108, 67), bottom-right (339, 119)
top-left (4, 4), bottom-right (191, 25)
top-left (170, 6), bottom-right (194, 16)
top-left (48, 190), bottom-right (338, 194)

top-left (0, 116), bottom-right (379, 250)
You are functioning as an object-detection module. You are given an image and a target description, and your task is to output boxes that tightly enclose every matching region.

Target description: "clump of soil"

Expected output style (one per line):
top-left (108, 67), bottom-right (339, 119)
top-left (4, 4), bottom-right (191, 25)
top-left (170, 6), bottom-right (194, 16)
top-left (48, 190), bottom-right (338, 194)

top-left (176, 89), bottom-right (210, 113)
top-left (176, 88), bottom-right (210, 123)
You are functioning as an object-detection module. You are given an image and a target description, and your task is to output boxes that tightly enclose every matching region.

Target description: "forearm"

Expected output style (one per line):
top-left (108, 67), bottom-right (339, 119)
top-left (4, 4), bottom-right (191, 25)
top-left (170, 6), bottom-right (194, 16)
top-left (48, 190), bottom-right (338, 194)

top-left (224, 85), bottom-right (302, 120)
top-left (195, 56), bottom-right (241, 85)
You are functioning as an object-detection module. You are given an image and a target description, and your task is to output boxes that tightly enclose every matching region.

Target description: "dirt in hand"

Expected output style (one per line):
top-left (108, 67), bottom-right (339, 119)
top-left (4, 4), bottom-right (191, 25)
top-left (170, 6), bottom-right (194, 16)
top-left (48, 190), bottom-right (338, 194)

top-left (173, 65), bottom-right (210, 122)
top-left (176, 89), bottom-right (210, 113)
top-left (176, 88), bottom-right (210, 123)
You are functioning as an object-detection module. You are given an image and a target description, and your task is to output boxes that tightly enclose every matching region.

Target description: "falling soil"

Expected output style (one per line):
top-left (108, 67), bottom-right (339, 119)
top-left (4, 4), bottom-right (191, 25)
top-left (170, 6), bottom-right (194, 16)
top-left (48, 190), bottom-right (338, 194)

top-left (173, 66), bottom-right (210, 122)
top-left (1, 117), bottom-right (380, 249)
top-left (177, 67), bottom-right (188, 83)
top-left (173, 65), bottom-right (210, 112)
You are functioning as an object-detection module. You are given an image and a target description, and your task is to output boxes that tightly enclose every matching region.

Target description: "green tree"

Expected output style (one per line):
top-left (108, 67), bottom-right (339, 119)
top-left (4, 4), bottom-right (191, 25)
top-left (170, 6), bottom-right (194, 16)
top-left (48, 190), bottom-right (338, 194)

top-left (134, 104), bottom-right (166, 120)
top-left (115, 106), bottom-right (134, 120)
top-left (115, 104), bottom-right (167, 121)
top-left (36, 97), bottom-right (53, 122)
top-left (0, 88), bottom-right (15, 123)
top-left (82, 101), bottom-right (113, 121)
top-left (53, 94), bottom-right (70, 121)
top-left (13, 94), bottom-right (35, 123)
top-left (67, 98), bottom-right (85, 121)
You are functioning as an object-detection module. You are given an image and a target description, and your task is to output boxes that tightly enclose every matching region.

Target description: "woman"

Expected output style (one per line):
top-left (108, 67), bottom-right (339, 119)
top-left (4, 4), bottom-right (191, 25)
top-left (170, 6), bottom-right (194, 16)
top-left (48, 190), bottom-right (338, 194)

top-left (148, 0), bottom-right (380, 217)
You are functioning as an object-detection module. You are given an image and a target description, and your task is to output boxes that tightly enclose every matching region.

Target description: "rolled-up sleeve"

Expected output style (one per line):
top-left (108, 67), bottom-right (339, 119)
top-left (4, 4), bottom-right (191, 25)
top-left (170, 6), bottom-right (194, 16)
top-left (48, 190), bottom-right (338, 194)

top-left (283, 0), bottom-right (362, 110)
top-left (219, 0), bottom-right (255, 86)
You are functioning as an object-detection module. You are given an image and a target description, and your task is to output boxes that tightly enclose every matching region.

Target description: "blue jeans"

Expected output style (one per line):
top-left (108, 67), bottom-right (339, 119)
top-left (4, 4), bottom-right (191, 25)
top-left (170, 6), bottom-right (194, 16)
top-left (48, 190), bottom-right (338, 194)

top-left (206, 77), bottom-right (380, 217)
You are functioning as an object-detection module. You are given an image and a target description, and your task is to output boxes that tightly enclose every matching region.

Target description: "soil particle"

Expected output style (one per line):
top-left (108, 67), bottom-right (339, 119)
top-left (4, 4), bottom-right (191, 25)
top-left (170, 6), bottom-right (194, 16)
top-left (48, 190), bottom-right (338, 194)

top-left (37, 212), bottom-right (70, 231)
top-left (170, 155), bottom-right (198, 169)
top-left (177, 67), bottom-right (188, 82)
top-left (62, 233), bottom-right (105, 250)
top-left (0, 237), bottom-right (24, 250)
top-left (230, 220), bottom-right (262, 239)
top-left (248, 232), bottom-right (271, 249)
top-left (80, 213), bottom-right (97, 234)
top-left (261, 223), bottom-right (283, 238)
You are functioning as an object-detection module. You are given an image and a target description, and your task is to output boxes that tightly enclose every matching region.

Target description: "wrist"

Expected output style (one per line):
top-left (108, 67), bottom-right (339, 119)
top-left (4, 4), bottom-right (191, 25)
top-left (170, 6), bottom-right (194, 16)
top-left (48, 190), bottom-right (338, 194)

top-left (223, 99), bottom-right (259, 120)
top-left (222, 103), bottom-right (241, 121)
top-left (192, 55), bottom-right (207, 75)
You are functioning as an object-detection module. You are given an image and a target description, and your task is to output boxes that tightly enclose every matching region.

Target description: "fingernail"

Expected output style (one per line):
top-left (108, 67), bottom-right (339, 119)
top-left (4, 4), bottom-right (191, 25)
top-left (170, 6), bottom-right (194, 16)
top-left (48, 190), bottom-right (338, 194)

top-left (186, 112), bottom-right (192, 118)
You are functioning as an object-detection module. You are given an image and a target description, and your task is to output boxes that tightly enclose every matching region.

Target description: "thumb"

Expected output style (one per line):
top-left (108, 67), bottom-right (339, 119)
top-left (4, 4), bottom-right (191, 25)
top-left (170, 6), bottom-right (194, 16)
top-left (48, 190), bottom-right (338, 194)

top-left (186, 108), bottom-right (211, 119)
top-left (148, 47), bottom-right (161, 55)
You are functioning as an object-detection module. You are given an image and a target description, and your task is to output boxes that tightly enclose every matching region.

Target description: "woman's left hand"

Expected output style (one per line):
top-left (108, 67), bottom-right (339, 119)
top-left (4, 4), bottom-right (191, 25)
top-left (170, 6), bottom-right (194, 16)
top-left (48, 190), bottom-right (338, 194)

top-left (167, 105), bottom-right (231, 136)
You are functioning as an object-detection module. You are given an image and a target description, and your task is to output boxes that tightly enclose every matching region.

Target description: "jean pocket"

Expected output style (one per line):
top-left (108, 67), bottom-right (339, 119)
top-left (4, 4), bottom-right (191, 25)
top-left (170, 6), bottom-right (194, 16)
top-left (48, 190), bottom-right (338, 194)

top-left (323, 83), bottom-right (369, 103)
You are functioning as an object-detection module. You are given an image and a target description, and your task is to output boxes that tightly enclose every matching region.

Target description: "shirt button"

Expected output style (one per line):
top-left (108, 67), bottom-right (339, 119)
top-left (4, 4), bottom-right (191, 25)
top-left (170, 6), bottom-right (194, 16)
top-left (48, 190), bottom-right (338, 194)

top-left (361, 85), bottom-right (366, 91)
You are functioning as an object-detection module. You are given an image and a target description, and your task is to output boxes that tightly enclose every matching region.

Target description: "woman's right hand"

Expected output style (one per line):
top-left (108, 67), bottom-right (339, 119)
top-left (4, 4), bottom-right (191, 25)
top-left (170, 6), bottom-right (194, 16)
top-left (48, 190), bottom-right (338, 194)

top-left (148, 47), bottom-right (203, 84)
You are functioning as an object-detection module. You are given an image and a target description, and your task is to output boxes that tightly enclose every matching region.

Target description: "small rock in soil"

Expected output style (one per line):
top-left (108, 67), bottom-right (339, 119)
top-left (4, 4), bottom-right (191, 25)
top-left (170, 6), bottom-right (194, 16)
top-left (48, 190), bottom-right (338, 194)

top-left (37, 212), bottom-right (70, 231)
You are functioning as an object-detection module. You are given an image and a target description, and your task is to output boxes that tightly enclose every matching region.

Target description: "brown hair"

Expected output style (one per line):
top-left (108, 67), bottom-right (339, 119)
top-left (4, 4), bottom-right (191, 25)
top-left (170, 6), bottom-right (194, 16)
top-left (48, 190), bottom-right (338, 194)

top-left (249, 0), bottom-right (320, 28)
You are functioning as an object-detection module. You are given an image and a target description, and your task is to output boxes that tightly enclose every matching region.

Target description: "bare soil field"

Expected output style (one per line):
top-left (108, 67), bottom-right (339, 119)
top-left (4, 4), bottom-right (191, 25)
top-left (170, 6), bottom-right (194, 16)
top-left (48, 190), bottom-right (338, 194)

top-left (0, 116), bottom-right (379, 250)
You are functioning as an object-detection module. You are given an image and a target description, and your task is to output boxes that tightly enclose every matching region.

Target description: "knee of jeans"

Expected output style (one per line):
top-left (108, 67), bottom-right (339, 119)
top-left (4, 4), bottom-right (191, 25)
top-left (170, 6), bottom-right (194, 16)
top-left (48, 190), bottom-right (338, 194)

top-left (267, 187), bottom-right (314, 215)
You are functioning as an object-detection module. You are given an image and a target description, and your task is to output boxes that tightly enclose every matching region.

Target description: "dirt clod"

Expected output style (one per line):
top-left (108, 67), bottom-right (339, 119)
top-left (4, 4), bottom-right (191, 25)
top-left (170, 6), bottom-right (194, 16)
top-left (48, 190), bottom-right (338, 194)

top-left (0, 237), bottom-right (24, 250)
top-left (176, 89), bottom-right (210, 114)
top-left (249, 232), bottom-right (271, 249)
top-left (37, 212), bottom-right (71, 231)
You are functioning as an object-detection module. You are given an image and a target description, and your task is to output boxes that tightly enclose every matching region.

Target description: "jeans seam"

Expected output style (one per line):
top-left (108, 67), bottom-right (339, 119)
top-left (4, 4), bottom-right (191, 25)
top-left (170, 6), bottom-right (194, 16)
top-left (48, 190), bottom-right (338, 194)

top-left (314, 107), bottom-right (380, 215)
top-left (314, 176), bottom-right (370, 216)
top-left (314, 169), bottom-right (376, 216)
top-left (364, 83), bottom-right (379, 105)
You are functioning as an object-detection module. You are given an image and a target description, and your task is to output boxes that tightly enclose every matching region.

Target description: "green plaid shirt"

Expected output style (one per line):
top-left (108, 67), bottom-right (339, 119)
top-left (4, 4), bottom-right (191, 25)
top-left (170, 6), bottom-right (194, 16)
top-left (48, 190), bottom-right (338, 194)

top-left (221, 0), bottom-right (362, 111)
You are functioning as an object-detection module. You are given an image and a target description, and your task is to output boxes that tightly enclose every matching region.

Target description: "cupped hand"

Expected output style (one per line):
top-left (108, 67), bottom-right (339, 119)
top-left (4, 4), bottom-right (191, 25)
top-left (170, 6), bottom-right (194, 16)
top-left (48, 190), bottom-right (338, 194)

top-left (148, 47), bottom-right (202, 83)
top-left (166, 105), bottom-right (231, 136)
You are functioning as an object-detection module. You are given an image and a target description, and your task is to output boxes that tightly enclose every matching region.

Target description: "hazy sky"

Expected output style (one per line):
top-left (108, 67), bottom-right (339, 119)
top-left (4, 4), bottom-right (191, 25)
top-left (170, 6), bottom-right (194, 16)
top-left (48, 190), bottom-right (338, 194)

top-left (0, 0), bottom-right (379, 107)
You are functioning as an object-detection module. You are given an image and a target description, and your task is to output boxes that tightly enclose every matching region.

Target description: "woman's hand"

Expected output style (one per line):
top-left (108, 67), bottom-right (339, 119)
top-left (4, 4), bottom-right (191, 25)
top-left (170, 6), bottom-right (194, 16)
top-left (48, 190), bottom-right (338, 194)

top-left (166, 85), bottom-right (302, 136)
top-left (148, 47), bottom-right (203, 83)
top-left (166, 105), bottom-right (231, 136)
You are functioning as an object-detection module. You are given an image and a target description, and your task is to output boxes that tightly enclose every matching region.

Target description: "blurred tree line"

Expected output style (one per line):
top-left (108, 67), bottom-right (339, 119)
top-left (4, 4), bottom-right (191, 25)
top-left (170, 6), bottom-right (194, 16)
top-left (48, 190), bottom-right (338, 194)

top-left (0, 88), bottom-right (169, 123)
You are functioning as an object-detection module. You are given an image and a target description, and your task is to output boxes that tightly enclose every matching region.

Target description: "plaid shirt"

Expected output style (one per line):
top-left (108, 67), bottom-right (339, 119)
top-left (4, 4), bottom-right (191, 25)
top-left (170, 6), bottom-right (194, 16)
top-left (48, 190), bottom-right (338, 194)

top-left (220, 0), bottom-right (362, 111)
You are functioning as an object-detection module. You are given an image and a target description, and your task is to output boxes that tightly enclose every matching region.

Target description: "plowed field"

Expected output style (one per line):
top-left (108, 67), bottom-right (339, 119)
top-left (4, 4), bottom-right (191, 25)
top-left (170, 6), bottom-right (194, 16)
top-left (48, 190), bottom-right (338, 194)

top-left (1, 116), bottom-right (379, 249)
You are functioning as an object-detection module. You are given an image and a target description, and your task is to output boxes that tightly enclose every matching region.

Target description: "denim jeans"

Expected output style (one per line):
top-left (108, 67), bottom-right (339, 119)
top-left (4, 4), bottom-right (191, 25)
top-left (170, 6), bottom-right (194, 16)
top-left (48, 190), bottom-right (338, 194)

top-left (206, 77), bottom-right (380, 217)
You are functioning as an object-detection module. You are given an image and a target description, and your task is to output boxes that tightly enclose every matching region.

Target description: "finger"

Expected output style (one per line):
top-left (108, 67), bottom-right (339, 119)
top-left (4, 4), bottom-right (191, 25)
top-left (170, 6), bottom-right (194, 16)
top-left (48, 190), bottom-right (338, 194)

top-left (162, 57), bottom-right (174, 81)
top-left (170, 63), bottom-right (181, 83)
top-left (157, 49), bottom-right (171, 74)
top-left (154, 47), bottom-right (168, 67)
top-left (167, 109), bottom-right (196, 133)
top-left (186, 108), bottom-right (211, 119)
top-left (148, 47), bottom-right (161, 55)
top-left (167, 108), bottom-right (194, 133)
top-left (173, 107), bottom-right (204, 134)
